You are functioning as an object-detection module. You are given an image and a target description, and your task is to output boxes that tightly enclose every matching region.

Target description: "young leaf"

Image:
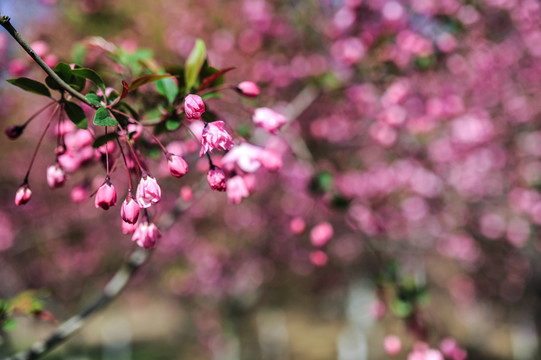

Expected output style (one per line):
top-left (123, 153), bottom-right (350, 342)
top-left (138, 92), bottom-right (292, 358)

top-left (71, 68), bottom-right (106, 92)
top-left (184, 39), bottom-right (206, 91)
top-left (64, 102), bottom-right (88, 129)
top-left (129, 74), bottom-right (175, 92)
top-left (198, 67), bottom-right (235, 92)
top-left (156, 77), bottom-right (179, 105)
top-left (85, 93), bottom-right (102, 107)
top-left (93, 107), bottom-right (118, 126)
top-left (7, 78), bottom-right (51, 98)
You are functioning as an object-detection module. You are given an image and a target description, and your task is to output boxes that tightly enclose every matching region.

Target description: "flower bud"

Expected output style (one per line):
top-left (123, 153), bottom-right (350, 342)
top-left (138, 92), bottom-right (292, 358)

top-left (184, 94), bottom-right (205, 121)
top-left (236, 81), bottom-right (260, 97)
top-left (207, 167), bottom-right (227, 192)
top-left (121, 194), bottom-right (140, 224)
top-left (168, 154), bottom-right (189, 178)
top-left (122, 220), bottom-right (138, 235)
top-left (252, 107), bottom-right (287, 134)
top-left (200, 121), bottom-right (234, 157)
top-left (71, 184), bottom-right (89, 203)
top-left (5, 125), bottom-right (24, 140)
top-left (258, 150), bottom-right (282, 171)
top-left (310, 221), bottom-right (334, 247)
top-left (309, 250), bottom-right (328, 267)
top-left (14, 185), bottom-right (32, 206)
top-left (46, 164), bottom-right (67, 189)
top-left (95, 182), bottom-right (117, 210)
top-left (383, 335), bottom-right (402, 356)
top-left (136, 175), bottom-right (162, 208)
top-left (132, 221), bottom-right (161, 249)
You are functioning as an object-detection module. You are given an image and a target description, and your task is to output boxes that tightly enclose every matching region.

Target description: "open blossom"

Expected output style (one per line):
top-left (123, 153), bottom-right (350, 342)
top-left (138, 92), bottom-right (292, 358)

top-left (252, 107), bottom-right (287, 134)
top-left (184, 94), bottom-right (205, 120)
top-left (200, 121), bottom-right (234, 157)
top-left (222, 143), bottom-right (262, 173)
top-left (258, 150), bottom-right (282, 171)
top-left (168, 154), bottom-right (189, 178)
top-left (207, 167), bottom-right (227, 191)
top-left (121, 194), bottom-right (140, 224)
top-left (226, 176), bottom-right (250, 204)
top-left (47, 164), bottom-right (67, 188)
top-left (136, 175), bottom-right (162, 208)
top-left (14, 185), bottom-right (32, 206)
top-left (95, 182), bottom-right (117, 210)
top-left (132, 221), bottom-right (161, 249)
top-left (236, 81), bottom-right (260, 97)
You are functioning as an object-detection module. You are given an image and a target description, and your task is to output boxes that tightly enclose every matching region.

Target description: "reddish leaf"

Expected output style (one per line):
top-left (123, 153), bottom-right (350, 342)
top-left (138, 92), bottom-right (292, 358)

top-left (197, 67), bottom-right (235, 92)
top-left (128, 74), bottom-right (175, 92)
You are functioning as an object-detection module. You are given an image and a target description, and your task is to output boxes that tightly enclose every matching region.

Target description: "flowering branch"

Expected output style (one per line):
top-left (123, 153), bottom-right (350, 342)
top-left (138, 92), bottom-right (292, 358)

top-left (3, 248), bottom-right (150, 360)
top-left (0, 15), bottom-right (93, 107)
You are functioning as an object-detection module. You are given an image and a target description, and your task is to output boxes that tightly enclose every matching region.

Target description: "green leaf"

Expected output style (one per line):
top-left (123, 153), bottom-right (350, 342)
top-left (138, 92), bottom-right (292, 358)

top-left (184, 38), bottom-right (206, 91)
top-left (166, 116), bottom-right (181, 131)
top-left (64, 102), bottom-right (88, 129)
top-left (7, 78), bottom-right (51, 97)
top-left (201, 92), bottom-right (222, 100)
top-left (155, 76), bottom-right (179, 105)
top-left (85, 93), bottom-right (102, 107)
top-left (53, 63), bottom-right (72, 82)
top-left (93, 132), bottom-right (119, 148)
top-left (71, 68), bottom-right (105, 92)
top-left (3, 318), bottom-right (16, 331)
top-left (93, 107), bottom-right (118, 126)
top-left (129, 74), bottom-right (175, 92)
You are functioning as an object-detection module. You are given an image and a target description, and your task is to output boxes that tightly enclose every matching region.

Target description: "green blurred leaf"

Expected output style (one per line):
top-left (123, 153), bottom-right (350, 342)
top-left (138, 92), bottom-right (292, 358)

top-left (390, 299), bottom-right (412, 318)
top-left (64, 101), bottom-right (88, 129)
top-left (71, 68), bottom-right (105, 92)
top-left (129, 74), bottom-right (175, 92)
top-left (201, 92), bottom-right (222, 100)
top-left (85, 93), bottom-right (102, 107)
top-left (93, 107), bottom-right (118, 126)
top-left (93, 132), bottom-right (119, 148)
top-left (3, 318), bottom-right (16, 331)
top-left (156, 76), bottom-right (179, 105)
top-left (185, 39), bottom-right (206, 91)
top-left (7, 78), bottom-right (51, 97)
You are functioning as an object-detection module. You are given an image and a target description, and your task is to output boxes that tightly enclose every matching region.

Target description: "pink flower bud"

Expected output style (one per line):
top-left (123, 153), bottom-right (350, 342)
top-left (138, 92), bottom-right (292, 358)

top-left (384, 335), bottom-right (402, 356)
top-left (136, 175), bottom-right (162, 208)
top-left (14, 185), bottom-right (32, 206)
top-left (200, 121), bottom-right (234, 157)
top-left (309, 250), bottom-right (328, 266)
top-left (5, 125), bottom-right (24, 140)
top-left (121, 195), bottom-right (140, 224)
top-left (207, 167), bottom-right (227, 191)
top-left (258, 150), bottom-right (282, 171)
top-left (95, 182), bottom-right (117, 210)
top-left (252, 107), bottom-right (287, 134)
top-left (310, 221), bottom-right (334, 247)
top-left (122, 220), bottom-right (138, 235)
top-left (168, 154), bottom-right (189, 178)
top-left (236, 81), bottom-right (260, 97)
top-left (226, 176), bottom-right (250, 204)
top-left (180, 186), bottom-right (193, 201)
top-left (71, 184), bottom-right (89, 203)
top-left (132, 222), bottom-right (161, 249)
top-left (47, 164), bottom-right (67, 188)
top-left (290, 217), bottom-right (306, 234)
top-left (184, 94), bottom-right (205, 121)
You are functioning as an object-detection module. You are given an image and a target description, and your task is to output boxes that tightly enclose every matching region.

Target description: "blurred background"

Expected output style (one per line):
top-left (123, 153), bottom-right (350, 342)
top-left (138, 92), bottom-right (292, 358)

top-left (1, 0), bottom-right (541, 359)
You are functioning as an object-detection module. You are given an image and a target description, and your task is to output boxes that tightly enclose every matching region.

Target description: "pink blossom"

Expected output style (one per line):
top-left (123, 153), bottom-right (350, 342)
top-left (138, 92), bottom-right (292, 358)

top-left (95, 182), bottom-right (117, 210)
top-left (310, 222), bottom-right (334, 247)
top-left (258, 149), bottom-right (282, 171)
top-left (47, 164), bottom-right (67, 188)
top-left (180, 186), bottom-right (193, 201)
top-left (136, 175), bottom-right (162, 208)
top-left (168, 154), bottom-right (189, 178)
top-left (132, 222), bottom-right (161, 249)
top-left (121, 220), bottom-right (138, 235)
top-left (207, 167), bottom-right (227, 191)
top-left (226, 176), bottom-right (250, 204)
top-left (184, 94), bottom-right (205, 121)
top-left (252, 108), bottom-right (288, 134)
top-left (121, 194), bottom-right (140, 224)
top-left (384, 335), bottom-right (402, 356)
top-left (222, 143), bottom-right (262, 173)
top-left (200, 121), bottom-right (234, 157)
top-left (14, 184), bottom-right (32, 206)
top-left (440, 338), bottom-right (467, 360)
top-left (408, 343), bottom-right (444, 360)
top-left (236, 81), bottom-right (260, 97)
top-left (71, 184), bottom-right (89, 203)
top-left (309, 250), bottom-right (328, 266)
top-left (290, 217), bottom-right (306, 234)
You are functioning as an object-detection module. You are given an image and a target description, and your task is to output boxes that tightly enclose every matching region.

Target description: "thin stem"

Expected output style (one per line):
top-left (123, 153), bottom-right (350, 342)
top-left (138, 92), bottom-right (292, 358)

top-left (104, 126), bottom-right (110, 176)
top-left (123, 134), bottom-right (146, 175)
top-left (116, 137), bottom-right (133, 190)
top-left (23, 105), bottom-right (60, 183)
top-left (0, 15), bottom-right (94, 108)
top-left (22, 101), bottom-right (56, 127)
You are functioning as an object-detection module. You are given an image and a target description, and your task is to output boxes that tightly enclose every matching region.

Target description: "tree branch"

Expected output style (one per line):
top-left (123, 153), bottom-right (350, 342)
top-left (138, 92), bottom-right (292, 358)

top-left (0, 15), bottom-right (94, 107)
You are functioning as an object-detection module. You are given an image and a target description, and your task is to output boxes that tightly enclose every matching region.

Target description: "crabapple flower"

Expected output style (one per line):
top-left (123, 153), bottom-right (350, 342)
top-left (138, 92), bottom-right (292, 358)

top-left (226, 175), bottom-right (250, 204)
top-left (384, 335), bottom-right (402, 356)
top-left (136, 175), bottom-right (162, 208)
top-left (121, 194), bottom-right (140, 224)
top-left (121, 220), bottom-right (138, 235)
top-left (252, 107), bottom-right (287, 134)
top-left (207, 167), bottom-right (227, 191)
top-left (222, 142), bottom-right (262, 173)
top-left (46, 164), bottom-right (67, 188)
top-left (14, 185), bottom-right (32, 206)
top-left (95, 182), bottom-right (117, 210)
top-left (71, 184), bottom-right (89, 203)
top-left (236, 81), bottom-right (260, 97)
top-left (132, 221), bottom-right (161, 249)
top-left (184, 94), bottom-right (205, 121)
top-left (258, 149), bottom-right (282, 171)
top-left (168, 154), bottom-right (189, 178)
top-left (200, 121), bottom-right (234, 157)
top-left (310, 222), bottom-right (334, 247)
top-left (310, 250), bottom-right (328, 266)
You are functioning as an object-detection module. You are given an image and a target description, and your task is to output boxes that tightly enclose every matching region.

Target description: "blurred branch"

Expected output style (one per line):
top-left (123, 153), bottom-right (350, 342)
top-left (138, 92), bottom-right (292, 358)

top-left (3, 248), bottom-right (150, 360)
top-left (0, 15), bottom-right (94, 107)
